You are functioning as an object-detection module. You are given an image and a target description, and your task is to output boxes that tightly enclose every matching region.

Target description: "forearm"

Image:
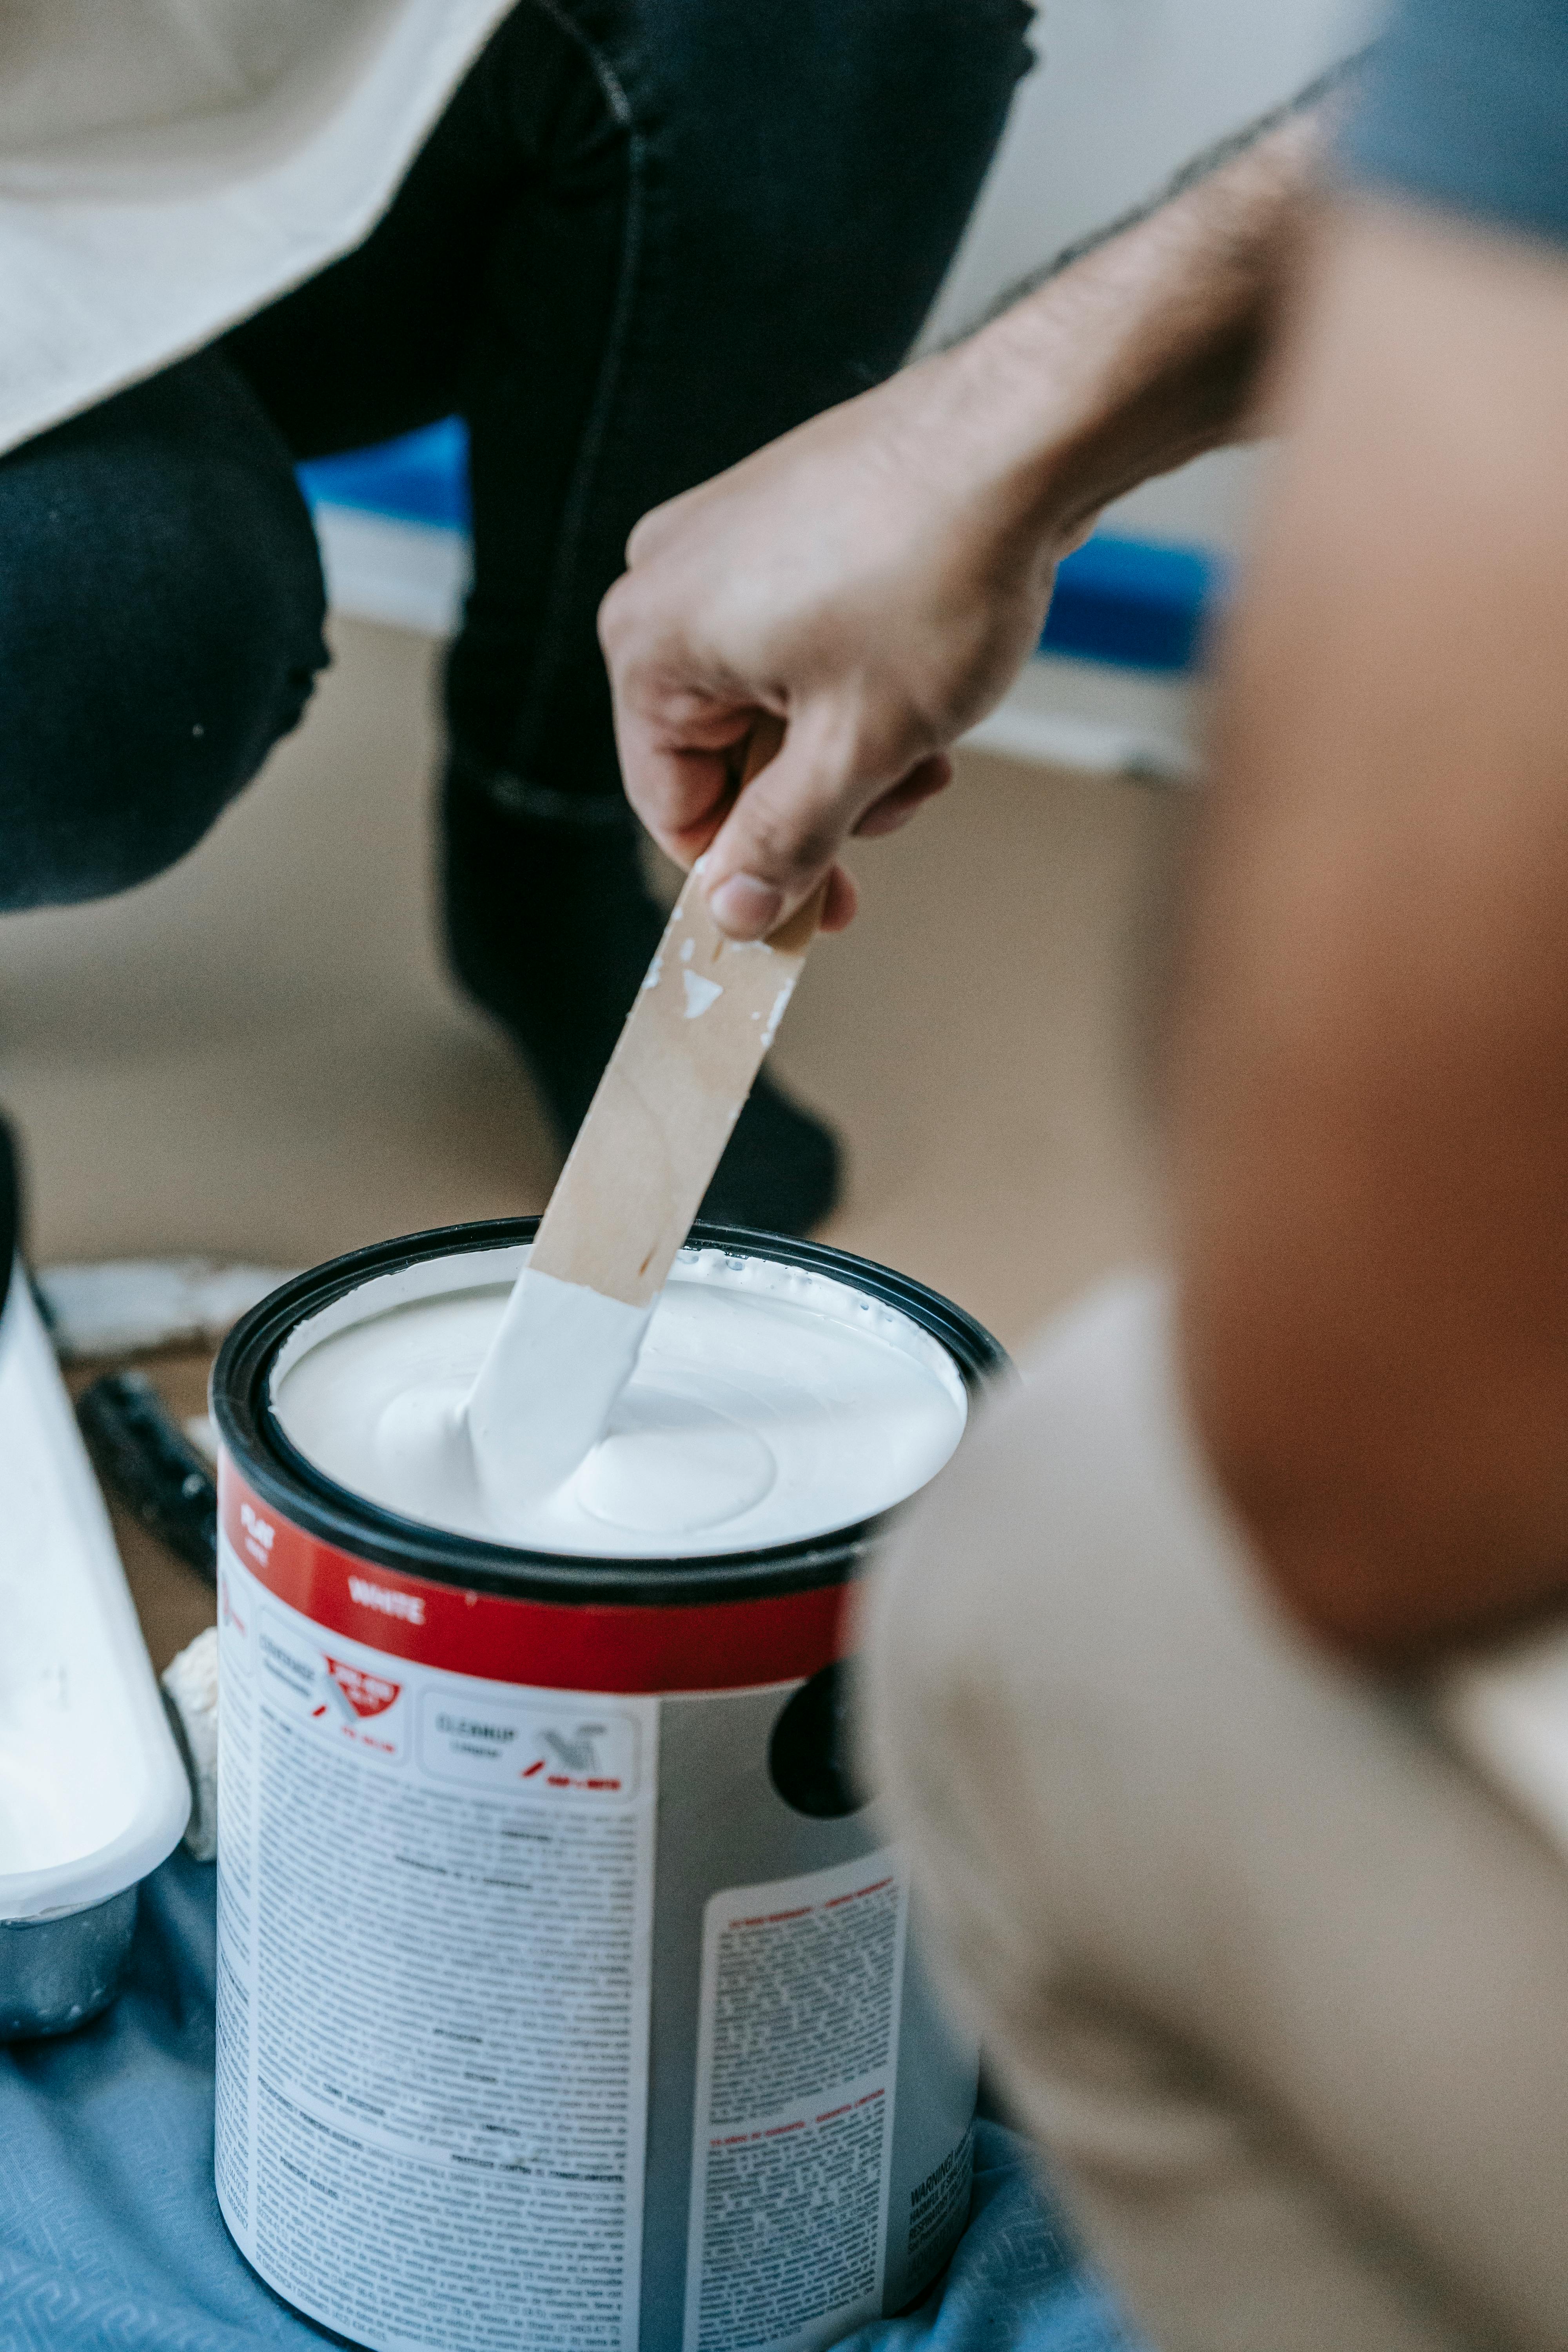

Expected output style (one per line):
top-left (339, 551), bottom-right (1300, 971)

top-left (951, 91), bottom-right (1336, 549)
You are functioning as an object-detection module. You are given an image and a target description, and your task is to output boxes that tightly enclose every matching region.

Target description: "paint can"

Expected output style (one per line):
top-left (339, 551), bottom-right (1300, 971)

top-left (210, 1218), bottom-right (1007, 2352)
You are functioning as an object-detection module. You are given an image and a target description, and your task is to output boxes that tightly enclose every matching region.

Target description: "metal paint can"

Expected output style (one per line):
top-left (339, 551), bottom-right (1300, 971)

top-left (210, 1218), bottom-right (1006, 2352)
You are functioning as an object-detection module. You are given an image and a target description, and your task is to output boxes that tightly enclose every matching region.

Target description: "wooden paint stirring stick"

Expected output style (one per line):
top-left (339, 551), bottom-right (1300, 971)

top-left (466, 720), bottom-right (824, 1521)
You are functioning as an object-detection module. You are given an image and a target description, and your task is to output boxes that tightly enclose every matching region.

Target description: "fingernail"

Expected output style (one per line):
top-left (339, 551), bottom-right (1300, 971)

top-left (709, 873), bottom-right (783, 937)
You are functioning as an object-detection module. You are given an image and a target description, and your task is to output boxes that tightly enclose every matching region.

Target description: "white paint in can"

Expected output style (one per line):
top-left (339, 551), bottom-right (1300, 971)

top-left (270, 1244), bottom-right (968, 1555)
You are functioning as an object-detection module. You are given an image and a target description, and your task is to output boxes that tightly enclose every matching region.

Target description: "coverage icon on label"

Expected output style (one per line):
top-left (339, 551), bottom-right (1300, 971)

top-left (323, 1656), bottom-right (401, 1719)
top-left (257, 1605), bottom-right (408, 1759)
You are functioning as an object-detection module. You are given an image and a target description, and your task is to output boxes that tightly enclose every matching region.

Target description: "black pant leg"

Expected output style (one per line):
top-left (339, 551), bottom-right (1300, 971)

top-left (449, 0), bottom-right (1036, 801)
top-left (220, 0), bottom-right (637, 787)
top-left (436, 0), bottom-right (1033, 1226)
top-left (0, 354), bottom-right (327, 911)
top-left (216, 11), bottom-right (547, 456)
top-left (221, 0), bottom-right (1031, 1227)
top-left (223, 3), bottom-right (670, 1160)
top-left (224, 0), bottom-right (1034, 802)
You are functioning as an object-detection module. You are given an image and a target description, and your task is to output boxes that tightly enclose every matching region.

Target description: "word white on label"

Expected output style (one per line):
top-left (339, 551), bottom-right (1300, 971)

top-left (347, 1572), bottom-right (425, 1624)
top-left (215, 1541), bottom-right (657, 2352)
top-left (682, 1849), bottom-right (910, 2352)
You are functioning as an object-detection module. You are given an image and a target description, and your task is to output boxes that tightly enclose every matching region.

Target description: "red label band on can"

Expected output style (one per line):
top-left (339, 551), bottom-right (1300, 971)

top-left (211, 1220), bottom-right (1005, 2352)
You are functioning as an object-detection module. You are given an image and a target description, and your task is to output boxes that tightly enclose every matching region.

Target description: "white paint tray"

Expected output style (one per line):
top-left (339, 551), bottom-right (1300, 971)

top-left (0, 1266), bottom-right (189, 2035)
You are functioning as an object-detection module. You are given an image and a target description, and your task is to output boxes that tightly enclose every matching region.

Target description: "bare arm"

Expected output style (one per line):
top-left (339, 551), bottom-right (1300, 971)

top-left (600, 96), bottom-right (1329, 937)
top-left (1174, 201), bottom-right (1568, 1661)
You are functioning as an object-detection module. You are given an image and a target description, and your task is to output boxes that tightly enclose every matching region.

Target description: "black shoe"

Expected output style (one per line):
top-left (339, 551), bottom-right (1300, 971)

top-left (441, 756), bottom-right (842, 1237)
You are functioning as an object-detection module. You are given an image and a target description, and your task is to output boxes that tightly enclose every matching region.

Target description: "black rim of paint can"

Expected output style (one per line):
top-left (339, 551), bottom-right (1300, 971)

top-left (212, 1217), bottom-right (1009, 1608)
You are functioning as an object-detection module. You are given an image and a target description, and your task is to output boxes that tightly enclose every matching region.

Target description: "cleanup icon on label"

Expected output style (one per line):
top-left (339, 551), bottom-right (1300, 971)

top-left (418, 1686), bottom-right (641, 1797)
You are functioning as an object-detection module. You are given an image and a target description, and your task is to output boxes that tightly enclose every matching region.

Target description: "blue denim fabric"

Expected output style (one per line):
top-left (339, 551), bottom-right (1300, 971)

top-left (1340, 0), bottom-right (1568, 251)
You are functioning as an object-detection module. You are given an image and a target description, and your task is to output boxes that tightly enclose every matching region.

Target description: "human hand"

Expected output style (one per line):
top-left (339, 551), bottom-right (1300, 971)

top-left (599, 332), bottom-right (1073, 938)
top-left (601, 80), bottom-right (1318, 942)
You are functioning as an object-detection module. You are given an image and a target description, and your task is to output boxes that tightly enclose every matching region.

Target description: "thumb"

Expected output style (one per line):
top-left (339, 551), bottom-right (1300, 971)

top-left (700, 702), bottom-right (885, 941)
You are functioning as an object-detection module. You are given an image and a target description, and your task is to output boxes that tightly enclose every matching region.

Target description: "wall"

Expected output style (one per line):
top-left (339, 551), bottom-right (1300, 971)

top-left (921, 0), bottom-right (1377, 554)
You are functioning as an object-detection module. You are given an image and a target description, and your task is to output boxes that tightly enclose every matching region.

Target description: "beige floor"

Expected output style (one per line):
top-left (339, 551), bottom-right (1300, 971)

top-left (0, 615), bottom-right (1184, 1356)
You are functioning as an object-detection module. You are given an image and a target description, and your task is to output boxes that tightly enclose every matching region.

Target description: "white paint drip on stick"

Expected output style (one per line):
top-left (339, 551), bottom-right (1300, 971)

top-left (681, 971), bottom-right (724, 1019)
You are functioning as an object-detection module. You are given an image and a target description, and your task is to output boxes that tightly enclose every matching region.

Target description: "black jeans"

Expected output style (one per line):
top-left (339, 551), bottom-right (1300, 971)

top-left (0, 0), bottom-right (1030, 1207)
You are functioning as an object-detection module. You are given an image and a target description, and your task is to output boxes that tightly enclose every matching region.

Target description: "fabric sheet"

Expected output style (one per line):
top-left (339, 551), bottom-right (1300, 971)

top-left (0, 1), bottom-right (511, 460)
top-left (0, 1851), bottom-right (1139, 2352)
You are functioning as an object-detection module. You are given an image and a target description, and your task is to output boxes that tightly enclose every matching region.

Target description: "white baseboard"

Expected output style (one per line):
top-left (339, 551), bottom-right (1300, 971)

top-left (963, 653), bottom-right (1199, 783)
top-left (314, 503), bottom-right (471, 637)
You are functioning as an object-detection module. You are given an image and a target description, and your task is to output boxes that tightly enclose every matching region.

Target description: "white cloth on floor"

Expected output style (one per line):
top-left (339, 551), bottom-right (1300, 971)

top-left (866, 1274), bottom-right (1568, 2351)
top-left (0, 0), bottom-right (512, 457)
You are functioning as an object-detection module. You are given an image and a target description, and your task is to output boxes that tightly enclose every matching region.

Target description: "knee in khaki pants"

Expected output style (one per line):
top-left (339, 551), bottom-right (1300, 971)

top-left (862, 1275), bottom-right (1568, 2352)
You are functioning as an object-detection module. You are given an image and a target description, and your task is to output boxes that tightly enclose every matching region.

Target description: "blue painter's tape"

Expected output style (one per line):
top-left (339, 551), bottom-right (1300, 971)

top-left (1042, 532), bottom-right (1227, 673)
top-left (298, 417), bottom-right (1226, 675)
top-left (297, 416), bottom-right (472, 531)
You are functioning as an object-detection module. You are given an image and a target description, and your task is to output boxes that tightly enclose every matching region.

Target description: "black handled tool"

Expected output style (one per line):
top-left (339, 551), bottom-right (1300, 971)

top-left (76, 1370), bottom-right (218, 1584)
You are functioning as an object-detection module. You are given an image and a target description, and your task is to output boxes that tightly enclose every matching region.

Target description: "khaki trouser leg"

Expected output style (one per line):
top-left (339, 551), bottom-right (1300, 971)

top-left (864, 1277), bottom-right (1568, 2352)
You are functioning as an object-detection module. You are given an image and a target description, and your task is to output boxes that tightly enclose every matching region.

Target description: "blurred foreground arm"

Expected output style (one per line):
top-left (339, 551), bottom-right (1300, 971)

top-left (601, 94), bottom-right (1330, 937)
top-left (1175, 203), bottom-right (1568, 1661)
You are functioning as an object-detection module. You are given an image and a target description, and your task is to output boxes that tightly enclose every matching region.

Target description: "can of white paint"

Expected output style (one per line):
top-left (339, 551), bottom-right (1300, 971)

top-left (210, 1218), bottom-right (1006, 2352)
